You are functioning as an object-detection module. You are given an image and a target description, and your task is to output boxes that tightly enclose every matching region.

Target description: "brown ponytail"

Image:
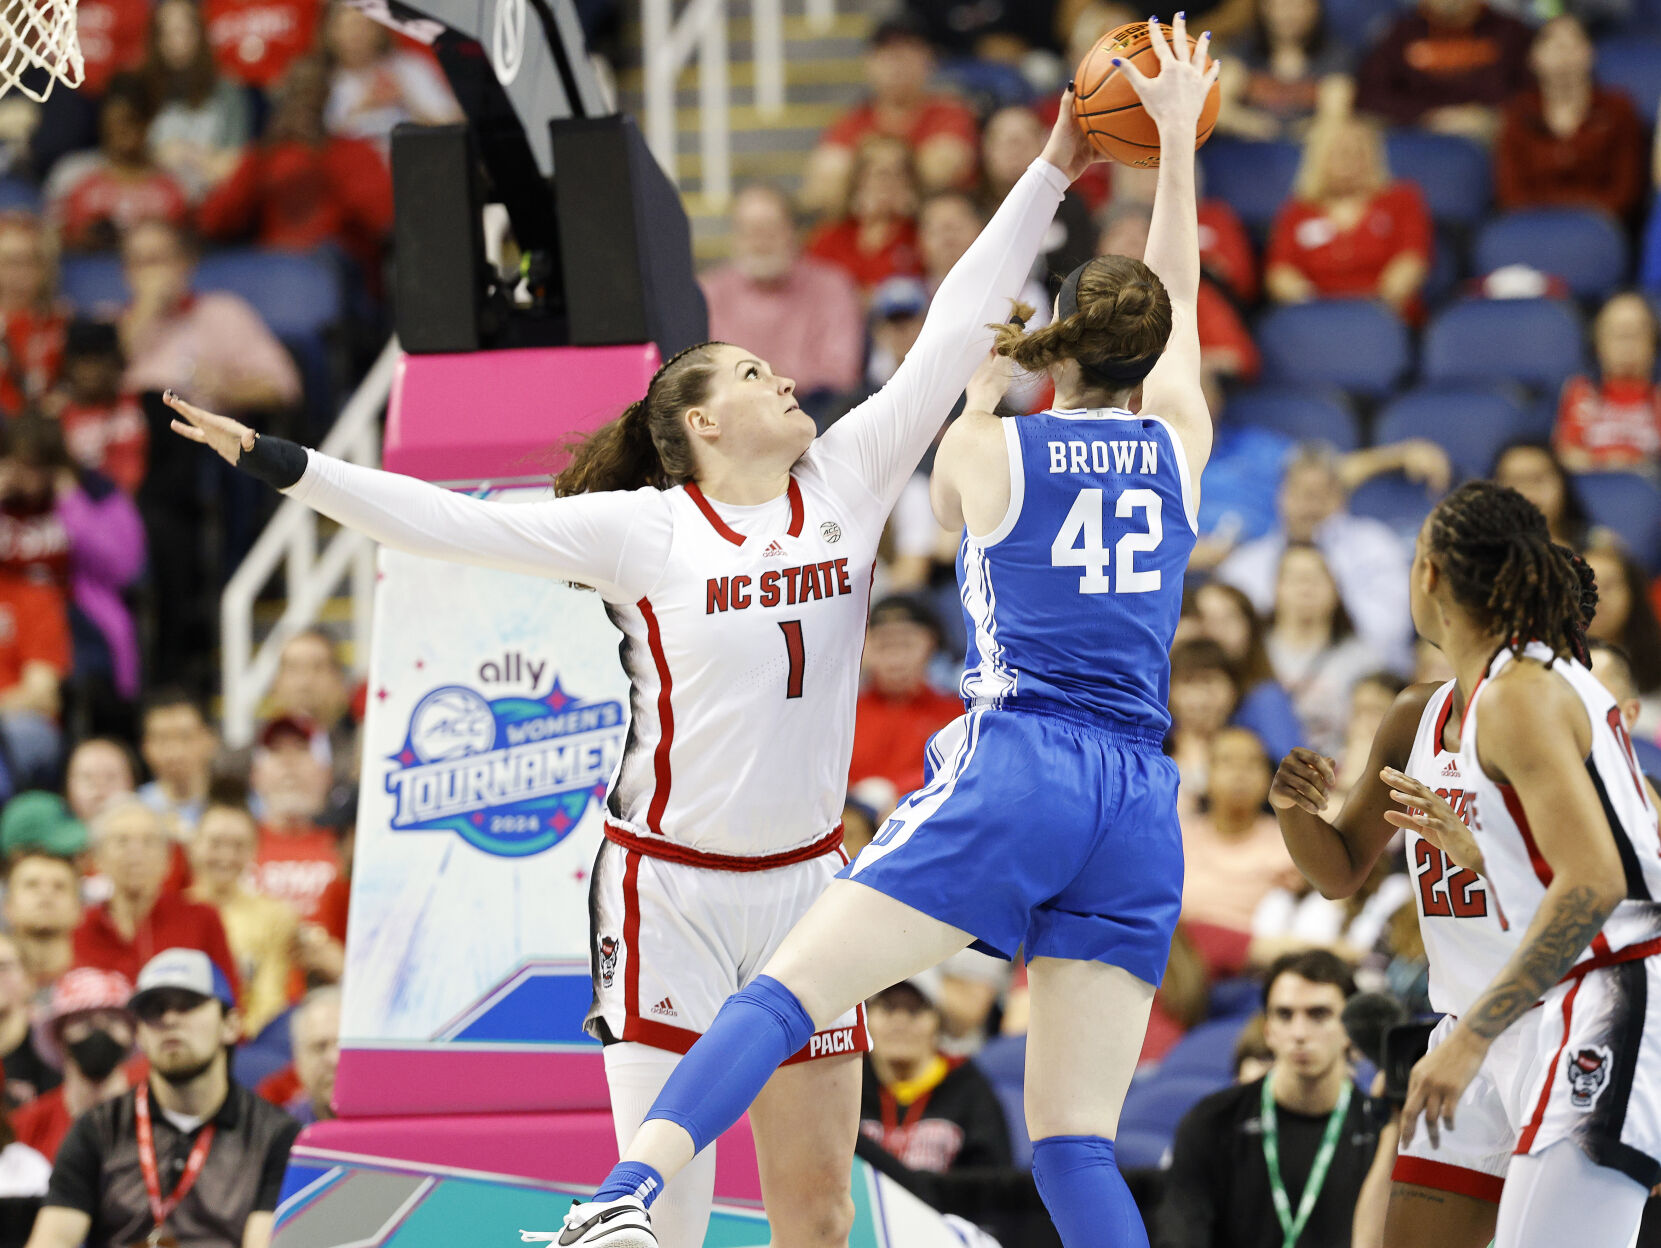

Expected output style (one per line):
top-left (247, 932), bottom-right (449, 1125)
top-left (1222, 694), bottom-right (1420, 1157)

top-left (988, 255), bottom-right (1171, 384)
top-left (554, 342), bottom-right (726, 496)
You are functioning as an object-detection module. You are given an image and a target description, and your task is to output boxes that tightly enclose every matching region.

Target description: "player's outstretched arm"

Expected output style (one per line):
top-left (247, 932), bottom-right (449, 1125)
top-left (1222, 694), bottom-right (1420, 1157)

top-left (1270, 683), bottom-right (1437, 898)
top-left (1114, 17), bottom-right (1219, 473)
top-left (1400, 670), bottom-right (1626, 1149)
top-left (167, 391), bottom-right (655, 598)
top-left (817, 98), bottom-right (1094, 509)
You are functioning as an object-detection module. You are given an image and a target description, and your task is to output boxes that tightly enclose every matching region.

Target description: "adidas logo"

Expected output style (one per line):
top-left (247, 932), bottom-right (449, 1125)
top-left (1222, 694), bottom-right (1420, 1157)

top-left (650, 996), bottom-right (676, 1016)
top-left (1442, 760), bottom-right (1460, 777)
top-left (763, 540), bottom-right (787, 558)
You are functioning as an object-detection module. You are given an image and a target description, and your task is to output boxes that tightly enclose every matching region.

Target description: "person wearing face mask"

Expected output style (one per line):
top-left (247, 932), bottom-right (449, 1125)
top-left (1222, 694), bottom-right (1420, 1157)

top-left (11, 968), bottom-right (139, 1162)
top-left (25, 949), bottom-right (299, 1248)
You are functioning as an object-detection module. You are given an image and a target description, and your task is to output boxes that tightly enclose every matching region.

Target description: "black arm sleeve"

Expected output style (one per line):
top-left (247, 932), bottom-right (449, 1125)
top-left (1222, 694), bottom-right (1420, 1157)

top-left (1155, 1100), bottom-right (1227, 1248)
top-left (237, 435), bottom-right (309, 490)
top-left (42, 1114), bottom-right (104, 1215)
top-left (254, 1120), bottom-right (303, 1212)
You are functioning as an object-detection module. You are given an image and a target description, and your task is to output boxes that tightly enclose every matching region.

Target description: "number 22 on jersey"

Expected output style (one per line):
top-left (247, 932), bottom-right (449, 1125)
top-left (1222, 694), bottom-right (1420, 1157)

top-left (1050, 487), bottom-right (1163, 594)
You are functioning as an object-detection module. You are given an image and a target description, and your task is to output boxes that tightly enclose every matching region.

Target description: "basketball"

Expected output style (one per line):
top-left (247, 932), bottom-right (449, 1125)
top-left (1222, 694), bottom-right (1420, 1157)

top-left (1072, 22), bottom-right (1220, 168)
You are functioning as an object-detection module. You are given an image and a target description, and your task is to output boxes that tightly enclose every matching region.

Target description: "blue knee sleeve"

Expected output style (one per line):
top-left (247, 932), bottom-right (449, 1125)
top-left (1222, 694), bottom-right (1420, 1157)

top-left (1031, 1135), bottom-right (1147, 1248)
top-left (643, 975), bottom-right (815, 1154)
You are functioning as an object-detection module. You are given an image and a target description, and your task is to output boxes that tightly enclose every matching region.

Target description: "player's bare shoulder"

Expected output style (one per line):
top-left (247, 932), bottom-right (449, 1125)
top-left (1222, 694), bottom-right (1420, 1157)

top-left (933, 411), bottom-right (1010, 536)
top-left (1476, 655), bottom-right (1593, 768)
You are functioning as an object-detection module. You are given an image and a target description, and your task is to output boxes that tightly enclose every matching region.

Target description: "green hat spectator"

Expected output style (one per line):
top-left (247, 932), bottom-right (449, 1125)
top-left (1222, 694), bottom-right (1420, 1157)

top-left (0, 791), bottom-right (89, 858)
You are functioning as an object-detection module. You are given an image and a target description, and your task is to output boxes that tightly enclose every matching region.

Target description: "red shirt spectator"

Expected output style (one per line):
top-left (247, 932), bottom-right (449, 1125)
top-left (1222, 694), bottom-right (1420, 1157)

top-left (1554, 293), bottom-right (1661, 472)
top-left (313, 872), bottom-right (349, 945)
top-left (0, 310), bottom-right (66, 418)
top-left (253, 824), bottom-right (341, 924)
top-left (57, 398), bottom-right (146, 495)
top-left (1268, 182), bottom-right (1432, 312)
top-left (73, 0), bottom-right (149, 94)
top-left (805, 217), bottom-right (923, 294)
top-left (1355, 0), bottom-right (1534, 131)
top-left (205, 0), bottom-right (321, 88)
top-left (849, 597), bottom-right (959, 796)
top-left (73, 896), bottom-right (239, 999)
top-left (806, 135), bottom-right (923, 294)
top-left (0, 573), bottom-right (69, 694)
top-left (1197, 280), bottom-right (1260, 384)
top-left (47, 83), bottom-right (190, 254)
top-left (1197, 200), bottom-right (1258, 305)
top-left (822, 99), bottom-right (978, 166)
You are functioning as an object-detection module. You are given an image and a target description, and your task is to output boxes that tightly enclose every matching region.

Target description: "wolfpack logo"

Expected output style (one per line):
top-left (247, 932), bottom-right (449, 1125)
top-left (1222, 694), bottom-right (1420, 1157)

top-left (385, 679), bottom-right (626, 857)
top-left (598, 936), bottom-right (619, 989)
top-left (1567, 1046), bottom-right (1612, 1109)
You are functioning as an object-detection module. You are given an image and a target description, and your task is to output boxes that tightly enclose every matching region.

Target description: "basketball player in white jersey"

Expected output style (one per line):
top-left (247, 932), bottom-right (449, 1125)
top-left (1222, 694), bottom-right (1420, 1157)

top-left (165, 102), bottom-right (1102, 1248)
top-left (1271, 480), bottom-right (1661, 1248)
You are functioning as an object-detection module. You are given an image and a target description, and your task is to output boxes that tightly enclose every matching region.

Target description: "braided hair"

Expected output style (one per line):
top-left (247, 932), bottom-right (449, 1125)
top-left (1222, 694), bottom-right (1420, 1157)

top-left (554, 342), bottom-right (727, 495)
top-left (1425, 480), bottom-right (1597, 664)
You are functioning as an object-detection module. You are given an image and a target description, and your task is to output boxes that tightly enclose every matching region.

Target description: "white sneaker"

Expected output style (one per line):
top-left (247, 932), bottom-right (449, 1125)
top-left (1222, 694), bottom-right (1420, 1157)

top-left (519, 1197), bottom-right (656, 1247)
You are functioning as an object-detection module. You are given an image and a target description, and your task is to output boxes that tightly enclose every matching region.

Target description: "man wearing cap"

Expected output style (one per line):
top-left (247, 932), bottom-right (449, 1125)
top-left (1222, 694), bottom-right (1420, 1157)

top-left (248, 714), bottom-right (342, 927)
top-left (71, 801), bottom-right (240, 1002)
top-left (801, 16), bottom-right (978, 214)
top-left (12, 968), bottom-right (140, 1161)
top-left (849, 595), bottom-right (962, 796)
top-left (25, 949), bottom-right (300, 1248)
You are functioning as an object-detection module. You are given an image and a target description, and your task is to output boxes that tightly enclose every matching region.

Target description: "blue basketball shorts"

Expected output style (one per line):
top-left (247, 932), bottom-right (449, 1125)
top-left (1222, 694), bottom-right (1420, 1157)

top-left (840, 705), bottom-right (1184, 988)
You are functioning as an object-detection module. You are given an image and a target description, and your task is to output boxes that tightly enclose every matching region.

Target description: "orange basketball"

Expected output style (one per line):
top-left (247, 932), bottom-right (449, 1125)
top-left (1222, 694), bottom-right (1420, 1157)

top-left (1071, 22), bottom-right (1220, 168)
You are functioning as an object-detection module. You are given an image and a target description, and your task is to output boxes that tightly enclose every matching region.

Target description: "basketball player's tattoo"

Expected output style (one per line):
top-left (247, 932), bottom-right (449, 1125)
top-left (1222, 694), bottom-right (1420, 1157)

top-left (1463, 883), bottom-right (1617, 1040)
top-left (1390, 1188), bottom-right (1446, 1206)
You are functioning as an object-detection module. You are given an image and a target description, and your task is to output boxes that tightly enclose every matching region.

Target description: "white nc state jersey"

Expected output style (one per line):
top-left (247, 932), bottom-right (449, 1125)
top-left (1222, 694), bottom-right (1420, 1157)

top-left (1408, 645), bottom-right (1661, 1016)
top-left (602, 463), bottom-right (877, 858)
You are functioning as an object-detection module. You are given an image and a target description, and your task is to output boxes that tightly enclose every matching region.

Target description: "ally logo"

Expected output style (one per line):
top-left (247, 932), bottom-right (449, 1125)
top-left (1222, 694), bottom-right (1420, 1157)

top-left (385, 681), bottom-right (626, 856)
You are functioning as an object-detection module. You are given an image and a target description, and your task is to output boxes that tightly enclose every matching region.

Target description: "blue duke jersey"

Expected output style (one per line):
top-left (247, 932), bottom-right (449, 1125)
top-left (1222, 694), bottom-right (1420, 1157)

top-left (957, 407), bottom-right (1199, 732)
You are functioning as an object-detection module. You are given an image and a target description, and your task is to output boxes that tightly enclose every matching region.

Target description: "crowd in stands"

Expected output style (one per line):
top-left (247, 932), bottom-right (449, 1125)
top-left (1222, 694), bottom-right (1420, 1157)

top-left (698, 0), bottom-right (1661, 1241)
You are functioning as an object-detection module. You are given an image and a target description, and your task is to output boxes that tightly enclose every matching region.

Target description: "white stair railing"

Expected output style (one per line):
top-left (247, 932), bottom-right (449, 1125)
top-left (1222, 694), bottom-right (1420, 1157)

top-left (220, 338), bottom-right (400, 750)
top-left (640, 0), bottom-right (836, 206)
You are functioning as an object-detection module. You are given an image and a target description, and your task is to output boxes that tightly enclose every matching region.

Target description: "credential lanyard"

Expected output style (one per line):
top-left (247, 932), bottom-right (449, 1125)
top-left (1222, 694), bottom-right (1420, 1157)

top-left (1261, 1076), bottom-right (1352, 1248)
top-left (135, 1084), bottom-right (216, 1239)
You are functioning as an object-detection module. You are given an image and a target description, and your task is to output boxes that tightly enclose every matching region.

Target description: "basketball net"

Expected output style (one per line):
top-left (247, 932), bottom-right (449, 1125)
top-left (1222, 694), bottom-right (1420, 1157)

top-left (0, 0), bottom-right (82, 102)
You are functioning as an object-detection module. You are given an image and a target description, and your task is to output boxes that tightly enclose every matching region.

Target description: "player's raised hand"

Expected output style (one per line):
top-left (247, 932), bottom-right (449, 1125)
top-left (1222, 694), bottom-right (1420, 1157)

top-left (1111, 15), bottom-right (1220, 138)
top-left (165, 389), bottom-right (255, 466)
top-left (1382, 767), bottom-right (1487, 877)
top-left (1040, 87), bottom-right (1105, 182)
top-left (1269, 748), bottom-right (1336, 816)
top-left (965, 349), bottom-right (1014, 416)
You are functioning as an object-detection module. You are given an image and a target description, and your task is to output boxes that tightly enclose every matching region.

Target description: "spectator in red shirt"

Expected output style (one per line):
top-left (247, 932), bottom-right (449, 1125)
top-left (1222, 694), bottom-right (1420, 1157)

top-left (1355, 0), bottom-right (1533, 140)
top-left (801, 17), bottom-right (977, 216)
top-left (46, 321), bottom-right (147, 494)
top-left (71, 799), bottom-right (240, 998)
top-left (322, 5), bottom-right (460, 154)
top-left (0, 216), bottom-right (67, 418)
top-left (805, 137), bottom-right (924, 294)
top-left (205, 0), bottom-right (321, 89)
top-left (848, 595), bottom-right (961, 797)
top-left (45, 79), bottom-right (190, 254)
top-left (1555, 292), bottom-right (1661, 472)
top-left (700, 184), bottom-right (865, 422)
top-left (199, 55), bottom-right (394, 280)
top-left (13, 968), bottom-right (139, 1161)
top-left (139, 0), bottom-right (255, 202)
top-left (249, 715), bottom-right (343, 924)
top-left (1495, 16), bottom-right (1645, 221)
top-left (0, 570), bottom-right (69, 789)
top-left (72, 0), bottom-right (150, 96)
top-left (1266, 114), bottom-right (1431, 322)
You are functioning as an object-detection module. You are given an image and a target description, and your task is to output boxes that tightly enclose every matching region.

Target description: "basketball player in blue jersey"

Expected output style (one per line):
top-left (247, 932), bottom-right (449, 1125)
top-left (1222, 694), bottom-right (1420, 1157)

top-left (561, 17), bottom-right (1218, 1248)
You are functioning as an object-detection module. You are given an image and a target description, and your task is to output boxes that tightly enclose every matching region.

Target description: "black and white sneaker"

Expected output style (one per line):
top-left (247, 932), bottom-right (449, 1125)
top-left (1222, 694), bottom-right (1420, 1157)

top-left (519, 1197), bottom-right (656, 1247)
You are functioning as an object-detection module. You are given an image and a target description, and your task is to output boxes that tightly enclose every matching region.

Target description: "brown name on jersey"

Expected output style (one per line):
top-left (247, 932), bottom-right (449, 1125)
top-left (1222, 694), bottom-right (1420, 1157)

top-left (706, 559), bottom-right (854, 614)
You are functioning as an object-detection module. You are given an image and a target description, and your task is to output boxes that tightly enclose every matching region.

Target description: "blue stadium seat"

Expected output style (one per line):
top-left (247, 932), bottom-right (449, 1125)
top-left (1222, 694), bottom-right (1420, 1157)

top-left (1322, 0), bottom-right (1403, 48)
top-left (58, 253), bottom-right (127, 315)
top-left (937, 58), bottom-right (1034, 109)
top-left (1200, 139), bottom-right (1301, 234)
top-left (1156, 1016), bottom-right (1248, 1082)
top-left (1220, 385), bottom-right (1358, 451)
top-left (0, 177), bottom-right (40, 213)
top-left (1115, 1127), bottom-right (1176, 1172)
top-left (1208, 975), bottom-right (1263, 1020)
top-left (1386, 131), bottom-right (1491, 227)
top-left (1349, 472), bottom-right (1441, 544)
top-left (1576, 471), bottom-right (1661, 573)
top-left (1117, 1071), bottom-right (1230, 1166)
top-left (1423, 228), bottom-right (1463, 307)
top-left (1474, 209), bottom-right (1630, 301)
top-left (1596, 37), bottom-right (1661, 123)
top-left (972, 1034), bottom-right (1033, 1167)
top-left (196, 247), bottom-right (343, 342)
top-left (1374, 386), bottom-right (1531, 482)
top-left (1257, 300), bottom-right (1411, 398)
top-left (1421, 298), bottom-right (1585, 394)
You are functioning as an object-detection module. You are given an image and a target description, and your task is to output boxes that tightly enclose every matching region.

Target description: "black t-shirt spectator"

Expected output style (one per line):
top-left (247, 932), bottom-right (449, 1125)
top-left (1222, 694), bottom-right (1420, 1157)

top-left (858, 1055), bottom-right (1011, 1173)
top-left (3, 1032), bottom-right (61, 1108)
top-left (43, 1081), bottom-right (299, 1247)
top-left (1156, 1076), bottom-right (1379, 1248)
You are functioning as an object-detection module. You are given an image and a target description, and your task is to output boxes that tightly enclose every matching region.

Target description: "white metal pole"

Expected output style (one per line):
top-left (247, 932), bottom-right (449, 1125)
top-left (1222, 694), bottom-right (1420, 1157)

top-left (699, 10), bottom-right (730, 205)
top-left (752, 0), bottom-right (783, 117)
top-left (641, 0), bottom-right (676, 180)
top-left (804, 0), bottom-right (833, 32)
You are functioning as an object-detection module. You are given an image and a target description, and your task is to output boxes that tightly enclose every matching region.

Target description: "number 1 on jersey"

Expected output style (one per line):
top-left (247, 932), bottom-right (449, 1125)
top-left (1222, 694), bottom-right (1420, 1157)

top-left (1050, 487), bottom-right (1163, 594)
top-left (779, 620), bottom-right (804, 699)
